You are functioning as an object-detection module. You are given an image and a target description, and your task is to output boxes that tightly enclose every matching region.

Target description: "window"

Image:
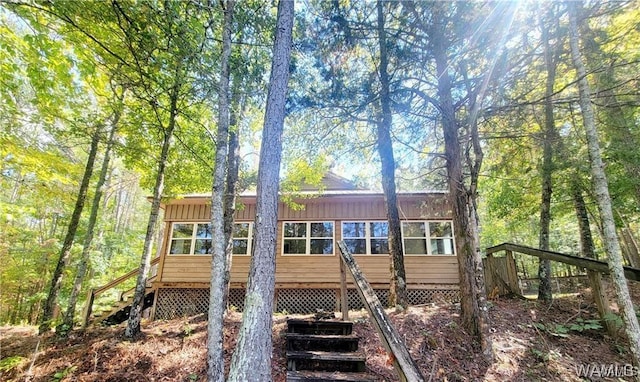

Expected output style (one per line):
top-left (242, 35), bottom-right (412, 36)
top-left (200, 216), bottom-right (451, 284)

top-left (342, 221), bottom-right (389, 255)
top-left (401, 221), bottom-right (454, 255)
top-left (283, 221), bottom-right (334, 255)
top-left (428, 221), bottom-right (454, 255)
top-left (232, 222), bottom-right (253, 255)
top-left (169, 223), bottom-right (212, 255)
top-left (168, 222), bottom-right (254, 256)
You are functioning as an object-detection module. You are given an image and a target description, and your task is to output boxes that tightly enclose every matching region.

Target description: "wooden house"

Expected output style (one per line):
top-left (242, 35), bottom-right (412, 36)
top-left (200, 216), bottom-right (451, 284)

top-left (149, 173), bottom-right (460, 320)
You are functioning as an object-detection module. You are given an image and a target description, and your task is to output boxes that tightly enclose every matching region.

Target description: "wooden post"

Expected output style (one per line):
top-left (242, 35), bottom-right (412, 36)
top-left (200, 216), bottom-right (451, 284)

top-left (339, 255), bottom-right (349, 321)
top-left (82, 289), bottom-right (95, 328)
top-left (587, 270), bottom-right (616, 336)
top-left (338, 241), bottom-right (425, 382)
top-left (505, 250), bottom-right (521, 295)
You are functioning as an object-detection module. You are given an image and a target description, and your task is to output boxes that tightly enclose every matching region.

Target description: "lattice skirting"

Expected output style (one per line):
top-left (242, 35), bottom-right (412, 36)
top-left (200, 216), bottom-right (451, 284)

top-left (154, 287), bottom-right (459, 320)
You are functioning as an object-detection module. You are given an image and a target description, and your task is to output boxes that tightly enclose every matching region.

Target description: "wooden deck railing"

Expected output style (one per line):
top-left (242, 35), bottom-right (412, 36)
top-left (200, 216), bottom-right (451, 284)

top-left (82, 257), bottom-right (160, 327)
top-left (337, 240), bottom-right (425, 382)
top-left (486, 242), bottom-right (640, 336)
top-left (486, 242), bottom-right (640, 281)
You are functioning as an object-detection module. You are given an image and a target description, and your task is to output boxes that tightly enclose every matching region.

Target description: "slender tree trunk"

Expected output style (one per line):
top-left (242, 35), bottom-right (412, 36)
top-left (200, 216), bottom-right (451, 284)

top-left (537, 10), bottom-right (558, 303)
top-left (222, 78), bottom-right (245, 301)
top-left (227, 1), bottom-right (293, 379)
top-left (62, 116), bottom-right (119, 332)
top-left (572, 176), bottom-right (596, 260)
top-left (431, 3), bottom-right (492, 361)
top-left (568, 4), bottom-right (640, 368)
top-left (207, 1), bottom-right (234, 380)
top-left (125, 79), bottom-right (180, 339)
top-left (375, 0), bottom-right (407, 311)
top-left (39, 128), bottom-right (100, 334)
top-left (619, 214), bottom-right (640, 267)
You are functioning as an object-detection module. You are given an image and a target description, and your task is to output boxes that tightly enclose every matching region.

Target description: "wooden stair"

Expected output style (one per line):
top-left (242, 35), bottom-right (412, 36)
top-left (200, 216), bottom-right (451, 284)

top-left (82, 258), bottom-right (160, 327)
top-left (286, 319), bottom-right (373, 382)
top-left (92, 287), bottom-right (155, 326)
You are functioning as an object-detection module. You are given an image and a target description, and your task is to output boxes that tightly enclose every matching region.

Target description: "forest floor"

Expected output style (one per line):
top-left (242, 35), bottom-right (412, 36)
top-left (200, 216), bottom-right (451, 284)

top-left (1, 285), bottom-right (637, 382)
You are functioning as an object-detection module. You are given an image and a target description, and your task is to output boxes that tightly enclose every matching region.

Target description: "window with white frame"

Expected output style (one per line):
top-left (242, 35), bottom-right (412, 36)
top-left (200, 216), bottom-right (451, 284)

top-left (283, 221), bottom-right (334, 255)
top-left (169, 223), bottom-right (212, 255)
top-left (168, 222), bottom-right (255, 256)
top-left (401, 221), bottom-right (454, 255)
top-left (232, 222), bottom-right (253, 255)
top-left (342, 221), bottom-right (389, 255)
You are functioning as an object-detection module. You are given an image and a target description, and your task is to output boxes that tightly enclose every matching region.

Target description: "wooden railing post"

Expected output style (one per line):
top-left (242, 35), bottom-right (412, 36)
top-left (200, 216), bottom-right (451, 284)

top-left (82, 289), bottom-right (96, 328)
top-left (339, 255), bottom-right (349, 321)
top-left (587, 270), bottom-right (616, 336)
top-left (505, 250), bottom-right (521, 295)
top-left (338, 241), bottom-right (425, 382)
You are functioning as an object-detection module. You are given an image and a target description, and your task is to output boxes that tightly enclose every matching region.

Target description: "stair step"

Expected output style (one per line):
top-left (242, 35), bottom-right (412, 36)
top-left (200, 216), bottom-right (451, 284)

top-left (286, 370), bottom-right (374, 382)
top-left (287, 319), bottom-right (353, 335)
top-left (286, 333), bottom-right (359, 352)
top-left (287, 351), bottom-right (366, 373)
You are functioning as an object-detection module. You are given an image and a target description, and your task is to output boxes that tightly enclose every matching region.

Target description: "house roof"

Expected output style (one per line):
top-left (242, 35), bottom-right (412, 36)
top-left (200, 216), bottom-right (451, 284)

top-left (300, 172), bottom-right (363, 191)
top-left (160, 171), bottom-right (447, 205)
top-left (163, 189), bottom-right (447, 206)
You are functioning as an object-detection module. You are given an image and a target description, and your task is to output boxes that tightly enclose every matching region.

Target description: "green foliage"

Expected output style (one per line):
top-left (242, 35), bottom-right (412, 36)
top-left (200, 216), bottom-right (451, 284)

top-left (534, 317), bottom-right (602, 338)
top-left (52, 365), bottom-right (77, 382)
top-left (0, 355), bottom-right (26, 372)
top-left (280, 156), bottom-right (330, 208)
top-left (604, 312), bottom-right (624, 330)
top-left (531, 347), bottom-right (560, 363)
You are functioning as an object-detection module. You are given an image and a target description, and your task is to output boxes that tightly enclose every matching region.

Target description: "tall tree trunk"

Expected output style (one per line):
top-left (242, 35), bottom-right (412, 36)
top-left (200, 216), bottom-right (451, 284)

top-left (568, 4), bottom-right (640, 367)
top-left (222, 77), bottom-right (246, 301)
top-left (578, 21), bottom-right (640, 207)
top-left (537, 9), bottom-right (558, 303)
top-left (375, 0), bottom-right (407, 311)
top-left (431, 3), bottom-right (492, 361)
top-left (619, 214), bottom-right (640, 267)
top-left (39, 128), bottom-right (100, 334)
top-left (227, 1), bottom-right (293, 379)
top-left (572, 175), bottom-right (596, 260)
top-left (62, 113), bottom-right (119, 332)
top-left (125, 78), bottom-right (180, 339)
top-left (207, 1), bottom-right (234, 380)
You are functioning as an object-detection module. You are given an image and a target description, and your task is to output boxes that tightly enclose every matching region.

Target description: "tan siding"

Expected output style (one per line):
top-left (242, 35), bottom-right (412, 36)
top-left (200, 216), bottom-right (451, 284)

top-left (161, 253), bottom-right (459, 285)
top-left (165, 194), bottom-right (451, 222)
top-left (159, 192), bottom-right (458, 287)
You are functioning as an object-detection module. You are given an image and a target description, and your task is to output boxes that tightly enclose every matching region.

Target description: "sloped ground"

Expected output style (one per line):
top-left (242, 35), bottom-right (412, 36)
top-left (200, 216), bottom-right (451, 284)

top-left (0, 290), bottom-right (635, 381)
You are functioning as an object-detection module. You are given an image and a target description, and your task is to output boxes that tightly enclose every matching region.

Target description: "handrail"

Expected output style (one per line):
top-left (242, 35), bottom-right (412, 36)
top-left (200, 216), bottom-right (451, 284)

top-left (337, 240), bottom-right (425, 382)
top-left (82, 257), bottom-right (160, 327)
top-left (93, 257), bottom-right (161, 297)
top-left (486, 242), bottom-right (640, 281)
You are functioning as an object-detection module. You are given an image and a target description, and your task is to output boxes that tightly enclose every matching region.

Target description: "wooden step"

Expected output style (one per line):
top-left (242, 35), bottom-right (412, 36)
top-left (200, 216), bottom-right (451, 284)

top-left (286, 370), bottom-right (374, 382)
top-left (287, 319), bottom-right (353, 335)
top-left (286, 333), bottom-right (359, 352)
top-left (286, 351), bottom-right (366, 373)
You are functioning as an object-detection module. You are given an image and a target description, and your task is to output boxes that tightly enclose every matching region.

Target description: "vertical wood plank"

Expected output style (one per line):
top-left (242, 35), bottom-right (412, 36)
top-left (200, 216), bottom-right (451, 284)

top-left (587, 270), bottom-right (615, 336)
top-left (339, 256), bottom-right (349, 320)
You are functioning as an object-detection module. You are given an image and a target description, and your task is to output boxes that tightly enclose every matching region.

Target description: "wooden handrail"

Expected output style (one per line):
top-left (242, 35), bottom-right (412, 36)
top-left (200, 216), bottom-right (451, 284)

top-left (486, 242), bottom-right (640, 281)
top-left (82, 257), bottom-right (160, 327)
top-left (93, 257), bottom-right (160, 296)
top-left (487, 242), bottom-right (622, 336)
top-left (337, 241), bottom-right (425, 382)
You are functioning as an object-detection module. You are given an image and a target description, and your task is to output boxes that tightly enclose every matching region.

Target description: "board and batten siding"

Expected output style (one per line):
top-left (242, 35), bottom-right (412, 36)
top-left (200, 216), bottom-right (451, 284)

top-left (158, 193), bottom-right (459, 287)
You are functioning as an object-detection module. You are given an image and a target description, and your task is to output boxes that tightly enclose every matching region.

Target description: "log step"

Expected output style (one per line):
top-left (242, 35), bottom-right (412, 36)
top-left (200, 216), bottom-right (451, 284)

top-left (286, 370), bottom-right (375, 382)
top-left (286, 351), bottom-right (366, 373)
top-left (286, 333), bottom-right (359, 352)
top-left (287, 319), bottom-right (353, 335)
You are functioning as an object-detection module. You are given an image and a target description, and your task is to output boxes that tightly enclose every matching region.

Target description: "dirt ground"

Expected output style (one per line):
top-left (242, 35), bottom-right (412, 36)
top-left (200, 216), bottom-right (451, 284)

top-left (0, 289), bottom-right (635, 381)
